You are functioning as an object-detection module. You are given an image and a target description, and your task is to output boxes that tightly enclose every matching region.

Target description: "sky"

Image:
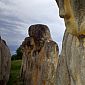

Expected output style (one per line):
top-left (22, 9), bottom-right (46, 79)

top-left (0, 0), bottom-right (65, 54)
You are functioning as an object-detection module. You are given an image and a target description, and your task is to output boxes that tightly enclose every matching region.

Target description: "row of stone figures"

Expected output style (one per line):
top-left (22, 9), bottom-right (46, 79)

top-left (20, 24), bottom-right (59, 85)
top-left (0, 24), bottom-right (59, 85)
top-left (0, 0), bottom-right (85, 84)
top-left (1, 22), bottom-right (85, 85)
top-left (21, 0), bottom-right (85, 84)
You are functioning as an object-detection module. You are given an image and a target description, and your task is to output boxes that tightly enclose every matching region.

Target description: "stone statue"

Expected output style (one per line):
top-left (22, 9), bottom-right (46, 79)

top-left (0, 37), bottom-right (11, 85)
top-left (21, 24), bottom-right (59, 85)
top-left (56, 0), bottom-right (85, 85)
top-left (56, 0), bottom-right (85, 36)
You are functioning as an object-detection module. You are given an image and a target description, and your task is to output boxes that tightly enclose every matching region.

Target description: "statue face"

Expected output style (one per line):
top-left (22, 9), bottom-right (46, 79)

top-left (21, 37), bottom-right (34, 52)
top-left (56, 0), bottom-right (85, 36)
top-left (28, 24), bottom-right (51, 50)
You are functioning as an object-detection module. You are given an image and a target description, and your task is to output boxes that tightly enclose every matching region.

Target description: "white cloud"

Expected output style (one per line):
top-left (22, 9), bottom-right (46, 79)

top-left (0, 0), bottom-right (65, 54)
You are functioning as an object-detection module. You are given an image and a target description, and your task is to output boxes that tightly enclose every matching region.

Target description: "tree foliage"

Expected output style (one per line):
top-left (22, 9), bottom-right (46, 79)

top-left (11, 47), bottom-right (23, 60)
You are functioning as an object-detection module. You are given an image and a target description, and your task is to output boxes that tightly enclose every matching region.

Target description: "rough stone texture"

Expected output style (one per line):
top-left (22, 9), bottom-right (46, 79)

top-left (21, 24), bottom-right (59, 85)
top-left (56, 0), bottom-right (85, 36)
top-left (56, 0), bottom-right (85, 85)
top-left (0, 37), bottom-right (11, 85)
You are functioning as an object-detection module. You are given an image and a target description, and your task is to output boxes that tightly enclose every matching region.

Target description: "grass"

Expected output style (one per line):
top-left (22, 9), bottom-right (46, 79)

top-left (7, 60), bottom-right (23, 85)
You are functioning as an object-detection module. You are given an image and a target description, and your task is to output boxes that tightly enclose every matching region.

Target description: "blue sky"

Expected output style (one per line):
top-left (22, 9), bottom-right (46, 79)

top-left (0, 0), bottom-right (65, 54)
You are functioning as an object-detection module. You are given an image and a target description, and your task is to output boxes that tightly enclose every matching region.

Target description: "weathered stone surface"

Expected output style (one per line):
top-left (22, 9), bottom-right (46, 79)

top-left (56, 0), bottom-right (85, 36)
top-left (56, 0), bottom-right (85, 85)
top-left (0, 37), bottom-right (11, 85)
top-left (21, 24), bottom-right (59, 85)
top-left (28, 24), bottom-right (52, 51)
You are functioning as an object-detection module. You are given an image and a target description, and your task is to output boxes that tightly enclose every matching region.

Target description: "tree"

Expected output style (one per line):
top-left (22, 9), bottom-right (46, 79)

top-left (11, 47), bottom-right (23, 60)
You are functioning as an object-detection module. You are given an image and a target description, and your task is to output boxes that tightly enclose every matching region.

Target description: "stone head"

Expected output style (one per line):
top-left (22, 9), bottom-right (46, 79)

top-left (56, 0), bottom-right (85, 36)
top-left (28, 24), bottom-right (51, 50)
top-left (21, 37), bottom-right (34, 52)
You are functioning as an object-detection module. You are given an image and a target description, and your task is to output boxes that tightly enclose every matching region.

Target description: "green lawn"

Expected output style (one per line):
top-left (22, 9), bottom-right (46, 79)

top-left (7, 60), bottom-right (23, 85)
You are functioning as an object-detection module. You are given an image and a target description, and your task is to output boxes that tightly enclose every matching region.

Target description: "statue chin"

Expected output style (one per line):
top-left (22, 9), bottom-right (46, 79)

top-left (65, 19), bottom-right (85, 37)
